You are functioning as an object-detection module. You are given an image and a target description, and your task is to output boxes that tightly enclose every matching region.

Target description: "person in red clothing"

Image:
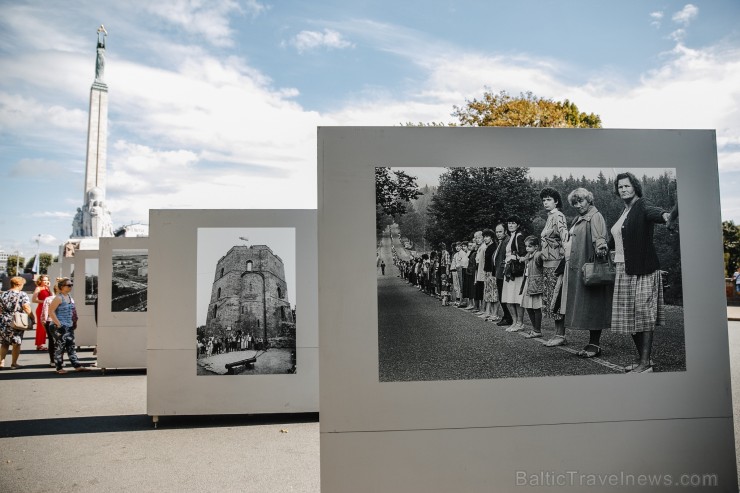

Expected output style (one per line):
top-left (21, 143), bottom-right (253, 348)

top-left (32, 275), bottom-right (52, 351)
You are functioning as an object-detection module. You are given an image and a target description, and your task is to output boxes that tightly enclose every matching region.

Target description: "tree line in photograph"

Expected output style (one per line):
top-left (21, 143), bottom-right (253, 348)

top-left (377, 167), bottom-right (682, 305)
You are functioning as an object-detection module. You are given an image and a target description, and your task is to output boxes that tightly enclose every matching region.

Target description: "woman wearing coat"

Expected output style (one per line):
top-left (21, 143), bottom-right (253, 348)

top-left (548, 188), bottom-right (613, 351)
top-left (609, 172), bottom-right (672, 373)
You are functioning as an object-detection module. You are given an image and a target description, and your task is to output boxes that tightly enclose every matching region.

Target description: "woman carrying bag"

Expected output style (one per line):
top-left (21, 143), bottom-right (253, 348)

top-left (0, 276), bottom-right (35, 369)
top-left (548, 188), bottom-right (613, 351)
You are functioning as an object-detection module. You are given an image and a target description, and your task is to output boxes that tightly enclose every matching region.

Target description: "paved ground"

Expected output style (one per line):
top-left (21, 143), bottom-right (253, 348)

top-left (0, 336), bottom-right (319, 493)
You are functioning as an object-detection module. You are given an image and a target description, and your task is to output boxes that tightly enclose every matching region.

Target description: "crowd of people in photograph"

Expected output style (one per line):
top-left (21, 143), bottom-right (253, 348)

top-left (388, 172), bottom-right (677, 373)
top-left (197, 331), bottom-right (259, 358)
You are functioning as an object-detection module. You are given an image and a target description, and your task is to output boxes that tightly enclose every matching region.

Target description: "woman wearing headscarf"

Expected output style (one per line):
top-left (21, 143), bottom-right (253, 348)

top-left (609, 172), bottom-right (672, 373)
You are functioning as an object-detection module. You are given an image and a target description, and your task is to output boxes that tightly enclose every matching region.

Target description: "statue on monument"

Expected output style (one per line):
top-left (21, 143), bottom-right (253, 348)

top-left (95, 25), bottom-right (107, 82)
top-left (72, 187), bottom-right (113, 238)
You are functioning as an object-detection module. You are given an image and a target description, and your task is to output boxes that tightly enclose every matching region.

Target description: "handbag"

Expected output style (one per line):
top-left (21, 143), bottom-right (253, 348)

top-left (10, 297), bottom-right (32, 330)
top-left (510, 258), bottom-right (525, 277)
top-left (579, 214), bottom-right (615, 287)
top-left (582, 255), bottom-right (616, 286)
top-left (72, 304), bottom-right (79, 330)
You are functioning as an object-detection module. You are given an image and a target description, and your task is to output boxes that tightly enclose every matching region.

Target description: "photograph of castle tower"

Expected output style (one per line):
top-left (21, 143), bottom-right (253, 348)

top-left (196, 228), bottom-right (297, 375)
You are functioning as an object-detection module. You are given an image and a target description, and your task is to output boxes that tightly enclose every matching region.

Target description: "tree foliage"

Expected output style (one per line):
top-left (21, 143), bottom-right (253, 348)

top-left (24, 253), bottom-right (54, 274)
top-left (6, 255), bottom-right (25, 277)
top-left (452, 90), bottom-right (602, 128)
top-left (375, 168), bottom-right (421, 234)
top-left (425, 167), bottom-right (540, 247)
top-left (723, 220), bottom-right (740, 277)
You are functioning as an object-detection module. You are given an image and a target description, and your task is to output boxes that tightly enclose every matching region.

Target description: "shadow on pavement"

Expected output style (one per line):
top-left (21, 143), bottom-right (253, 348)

top-left (0, 412), bottom-right (319, 438)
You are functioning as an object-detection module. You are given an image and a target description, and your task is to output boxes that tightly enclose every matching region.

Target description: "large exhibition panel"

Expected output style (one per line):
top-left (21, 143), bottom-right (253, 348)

top-left (147, 209), bottom-right (318, 417)
top-left (97, 236), bottom-right (149, 370)
top-left (318, 127), bottom-right (737, 492)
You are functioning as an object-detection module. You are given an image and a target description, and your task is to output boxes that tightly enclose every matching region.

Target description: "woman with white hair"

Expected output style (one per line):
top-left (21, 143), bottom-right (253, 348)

top-left (548, 188), bottom-right (613, 353)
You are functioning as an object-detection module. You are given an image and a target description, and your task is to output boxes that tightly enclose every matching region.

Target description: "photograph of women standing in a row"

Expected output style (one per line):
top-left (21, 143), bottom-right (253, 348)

top-left (376, 166), bottom-right (683, 381)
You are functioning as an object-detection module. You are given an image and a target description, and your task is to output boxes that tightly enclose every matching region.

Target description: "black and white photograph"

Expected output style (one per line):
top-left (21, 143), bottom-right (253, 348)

top-left (85, 258), bottom-right (98, 306)
top-left (111, 249), bottom-right (148, 312)
top-left (196, 227), bottom-right (297, 375)
top-left (377, 166), bottom-right (684, 381)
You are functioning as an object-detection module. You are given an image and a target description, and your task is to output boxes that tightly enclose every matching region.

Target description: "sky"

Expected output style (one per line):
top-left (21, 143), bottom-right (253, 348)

top-left (1, 0), bottom-right (740, 260)
top-left (196, 227), bottom-right (296, 326)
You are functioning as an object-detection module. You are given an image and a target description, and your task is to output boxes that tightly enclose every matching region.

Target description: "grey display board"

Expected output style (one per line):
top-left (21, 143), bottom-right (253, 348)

top-left (318, 127), bottom-right (736, 492)
top-left (97, 237), bottom-right (149, 369)
top-left (147, 209), bottom-right (318, 417)
top-left (72, 249), bottom-right (99, 347)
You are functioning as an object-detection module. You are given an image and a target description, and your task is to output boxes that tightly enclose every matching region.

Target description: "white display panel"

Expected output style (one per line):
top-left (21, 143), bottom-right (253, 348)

top-left (97, 237), bottom-right (149, 369)
top-left (147, 209), bottom-right (318, 416)
top-left (72, 249), bottom-right (99, 347)
top-left (318, 127), bottom-right (736, 492)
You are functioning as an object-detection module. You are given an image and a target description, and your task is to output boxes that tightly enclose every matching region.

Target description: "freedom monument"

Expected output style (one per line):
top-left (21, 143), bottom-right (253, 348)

top-left (71, 25), bottom-right (114, 241)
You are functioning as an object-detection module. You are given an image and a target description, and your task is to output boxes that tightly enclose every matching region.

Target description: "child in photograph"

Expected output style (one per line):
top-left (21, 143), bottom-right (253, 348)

top-left (520, 236), bottom-right (545, 339)
top-left (440, 274), bottom-right (450, 306)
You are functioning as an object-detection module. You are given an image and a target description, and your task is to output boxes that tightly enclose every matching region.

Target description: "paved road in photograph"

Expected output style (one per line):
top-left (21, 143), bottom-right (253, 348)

top-left (377, 227), bottom-right (686, 381)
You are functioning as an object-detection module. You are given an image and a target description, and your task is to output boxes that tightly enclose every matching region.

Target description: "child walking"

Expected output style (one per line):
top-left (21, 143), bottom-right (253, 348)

top-left (520, 236), bottom-right (545, 339)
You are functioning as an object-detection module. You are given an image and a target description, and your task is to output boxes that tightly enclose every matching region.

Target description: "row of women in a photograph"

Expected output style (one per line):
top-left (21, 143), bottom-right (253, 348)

top-left (393, 172), bottom-right (676, 373)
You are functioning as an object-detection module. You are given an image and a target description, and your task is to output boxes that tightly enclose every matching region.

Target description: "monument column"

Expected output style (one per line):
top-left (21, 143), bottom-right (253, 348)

top-left (70, 24), bottom-right (114, 241)
top-left (83, 25), bottom-right (108, 201)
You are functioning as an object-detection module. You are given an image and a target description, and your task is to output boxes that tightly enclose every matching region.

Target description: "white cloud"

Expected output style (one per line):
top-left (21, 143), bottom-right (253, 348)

top-left (291, 29), bottom-right (354, 53)
top-left (244, 0), bottom-right (269, 17)
top-left (672, 4), bottom-right (698, 26)
top-left (669, 29), bottom-right (686, 43)
top-left (0, 92), bottom-right (87, 135)
top-left (32, 233), bottom-right (60, 246)
top-left (144, 0), bottom-right (244, 47)
top-left (649, 11), bottom-right (663, 28)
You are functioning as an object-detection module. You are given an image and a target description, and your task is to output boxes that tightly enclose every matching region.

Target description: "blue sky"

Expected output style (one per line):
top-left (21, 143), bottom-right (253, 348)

top-left (1, 0), bottom-right (739, 259)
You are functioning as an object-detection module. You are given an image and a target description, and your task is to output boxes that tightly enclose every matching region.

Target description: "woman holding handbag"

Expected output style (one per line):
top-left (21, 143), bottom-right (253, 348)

top-left (501, 216), bottom-right (527, 331)
top-left (0, 276), bottom-right (35, 369)
top-left (609, 173), bottom-right (672, 373)
top-left (548, 188), bottom-right (613, 351)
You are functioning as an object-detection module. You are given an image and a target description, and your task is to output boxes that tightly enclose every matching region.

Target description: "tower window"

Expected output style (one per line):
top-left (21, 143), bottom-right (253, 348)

top-left (220, 267), bottom-right (224, 278)
top-left (246, 260), bottom-right (253, 271)
top-left (277, 287), bottom-right (283, 299)
top-left (217, 287), bottom-right (221, 299)
top-left (213, 306), bottom-right (218, 318)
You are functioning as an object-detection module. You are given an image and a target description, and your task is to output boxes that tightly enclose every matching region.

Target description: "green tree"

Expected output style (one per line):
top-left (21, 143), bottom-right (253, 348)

top-left (452, 90), bottom-right (602, 128)
top-left (723, 220), bottom-right (740, 277)
top-left (24, 253), bottom-right (54, 274)
top-left (6, 255), bottom-right (25, 277)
